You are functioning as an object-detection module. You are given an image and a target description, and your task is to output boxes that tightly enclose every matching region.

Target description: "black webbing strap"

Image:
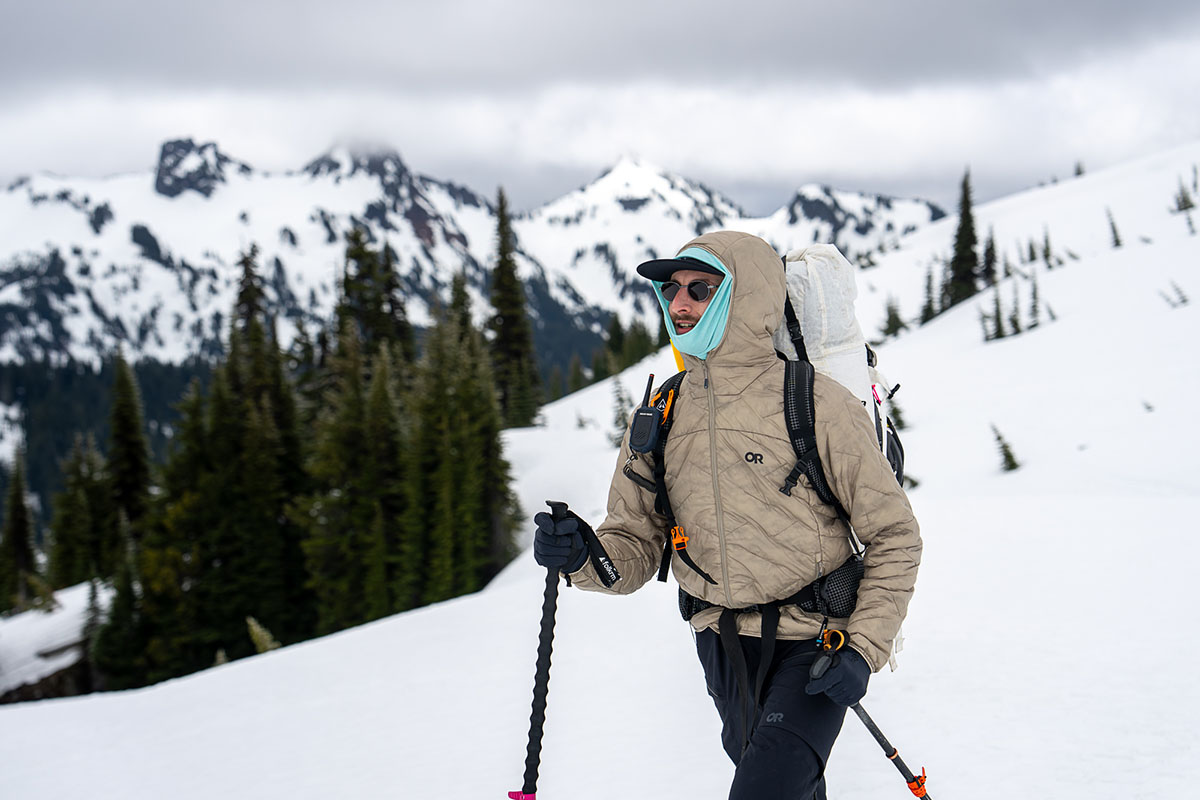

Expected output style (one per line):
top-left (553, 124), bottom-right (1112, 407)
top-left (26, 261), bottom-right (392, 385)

top-left (782, 294), bottom-right (809, 363)
top-left (649, 373), bottom-right (717, 585)
top-left (719, 603), bottom-right (782, 756)
top-left (719, 608), bottom-right (755, 755)
top-left (779, 360), bottom-right (851, 524)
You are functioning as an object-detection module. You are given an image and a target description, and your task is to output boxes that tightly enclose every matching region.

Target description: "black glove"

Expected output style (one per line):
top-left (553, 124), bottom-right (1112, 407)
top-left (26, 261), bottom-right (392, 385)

top-left (806, 646), bottom-right (871, 706)
top-left (533, 511), bottom-right (590, 574)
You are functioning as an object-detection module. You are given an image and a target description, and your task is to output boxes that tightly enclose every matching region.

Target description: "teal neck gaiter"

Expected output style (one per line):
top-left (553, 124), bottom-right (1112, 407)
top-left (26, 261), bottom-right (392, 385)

top-left (652, 247), bottom-right (732, 360)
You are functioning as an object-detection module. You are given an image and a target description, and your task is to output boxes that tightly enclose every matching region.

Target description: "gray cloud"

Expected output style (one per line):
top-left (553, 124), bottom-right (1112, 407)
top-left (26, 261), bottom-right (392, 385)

top-left (1, 1), bottom-right (1198, 215)
top-left (4, 0), bottom-right (1200, 96)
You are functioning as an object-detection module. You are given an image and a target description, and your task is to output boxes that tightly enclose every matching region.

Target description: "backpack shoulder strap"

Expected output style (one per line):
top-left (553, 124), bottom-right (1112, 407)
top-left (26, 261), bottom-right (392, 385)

top-left (779, 359), bottom-right (852, 528)
top-left (648, 371), bottom-right (716, 585)
top-left (782, 294), bottom-right (809, 363)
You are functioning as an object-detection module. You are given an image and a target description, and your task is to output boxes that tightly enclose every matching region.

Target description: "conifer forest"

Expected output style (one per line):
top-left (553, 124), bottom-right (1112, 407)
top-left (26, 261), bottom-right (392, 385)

top-left (0, 192), bottom-right (668, 693)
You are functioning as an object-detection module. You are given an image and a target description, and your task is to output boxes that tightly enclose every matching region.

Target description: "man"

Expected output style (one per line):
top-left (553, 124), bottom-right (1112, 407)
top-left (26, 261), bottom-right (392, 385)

top-left (534, 231), bottom-right (921, 799)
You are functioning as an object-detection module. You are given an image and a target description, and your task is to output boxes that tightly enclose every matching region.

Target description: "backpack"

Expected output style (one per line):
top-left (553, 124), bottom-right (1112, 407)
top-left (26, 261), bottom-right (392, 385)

top-left (621, 243), bottom-right (906, 601)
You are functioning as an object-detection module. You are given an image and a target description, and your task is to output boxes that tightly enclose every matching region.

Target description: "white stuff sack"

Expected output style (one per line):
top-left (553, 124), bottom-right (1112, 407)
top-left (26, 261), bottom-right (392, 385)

top-left (771, 244), bottom-right (873, 414)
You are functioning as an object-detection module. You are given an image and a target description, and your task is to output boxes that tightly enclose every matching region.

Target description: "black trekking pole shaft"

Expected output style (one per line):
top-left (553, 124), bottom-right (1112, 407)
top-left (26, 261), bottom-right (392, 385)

top-left (851, 703), bottom-right (931, 798)
top-left (511, 567), bottom-right (560, 799)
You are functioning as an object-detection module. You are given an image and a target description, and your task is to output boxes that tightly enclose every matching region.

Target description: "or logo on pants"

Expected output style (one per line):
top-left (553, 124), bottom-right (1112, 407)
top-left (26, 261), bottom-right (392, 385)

top-left (765, 712), bottom-right (784, 723)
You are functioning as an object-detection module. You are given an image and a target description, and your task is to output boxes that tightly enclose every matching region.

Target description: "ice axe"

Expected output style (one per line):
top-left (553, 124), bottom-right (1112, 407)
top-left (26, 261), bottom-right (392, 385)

top-left (811, 630), bottom-right (932, 798)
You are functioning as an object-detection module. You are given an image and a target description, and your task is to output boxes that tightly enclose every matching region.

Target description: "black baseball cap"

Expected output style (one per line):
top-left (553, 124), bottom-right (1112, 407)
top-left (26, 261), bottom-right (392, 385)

top-left (636, 254), bottom-right (725, 282)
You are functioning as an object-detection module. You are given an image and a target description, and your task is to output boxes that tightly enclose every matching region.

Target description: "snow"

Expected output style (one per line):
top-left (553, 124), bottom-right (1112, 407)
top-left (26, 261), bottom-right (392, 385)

top-left (0, 402), bottom-right (22, 465)
top-left (2, 143), bottom-right (1199, 798)
top-left (0, 582), bottom-right (112, 696)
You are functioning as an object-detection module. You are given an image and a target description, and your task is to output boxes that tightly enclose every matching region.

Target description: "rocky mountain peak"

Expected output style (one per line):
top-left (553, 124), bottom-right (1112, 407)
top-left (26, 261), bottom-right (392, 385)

top-left (154, 139), bottom-right (251, 199)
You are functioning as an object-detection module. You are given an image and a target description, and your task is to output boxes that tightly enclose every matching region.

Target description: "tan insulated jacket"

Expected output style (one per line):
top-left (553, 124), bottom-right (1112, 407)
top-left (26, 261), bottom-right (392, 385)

top-left (569, 231), bottom-right (921, 672)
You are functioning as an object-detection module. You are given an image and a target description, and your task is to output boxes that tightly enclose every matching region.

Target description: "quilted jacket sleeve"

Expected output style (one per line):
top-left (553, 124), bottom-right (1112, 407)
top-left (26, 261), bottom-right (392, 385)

top-left (566, 424), bottom-right (670, 595)
top-left (817, 380), bottom-right (922, 672)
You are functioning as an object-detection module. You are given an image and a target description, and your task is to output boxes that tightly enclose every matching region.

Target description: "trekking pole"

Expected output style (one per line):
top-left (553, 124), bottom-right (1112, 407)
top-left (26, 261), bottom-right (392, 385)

top-left (812, 631), bottom-right (931, 799)
top-left (850, 702), bottom-right (930, 799)
top-left (508, 501), bottom-right (568, 800)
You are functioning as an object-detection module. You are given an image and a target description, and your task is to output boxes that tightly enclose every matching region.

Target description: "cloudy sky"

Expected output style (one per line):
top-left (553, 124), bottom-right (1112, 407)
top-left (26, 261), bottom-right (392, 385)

top-left (2, 0), bottom-right (1199, 213)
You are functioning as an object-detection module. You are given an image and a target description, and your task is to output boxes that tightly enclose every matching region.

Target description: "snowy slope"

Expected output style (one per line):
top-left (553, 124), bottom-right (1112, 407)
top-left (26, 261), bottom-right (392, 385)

top-left (847, 140), bottom-right (1200, 338)
top-left (0, 583), bottom-right (112, 696)
top-left (2, 144), bottom-right (1199, 799)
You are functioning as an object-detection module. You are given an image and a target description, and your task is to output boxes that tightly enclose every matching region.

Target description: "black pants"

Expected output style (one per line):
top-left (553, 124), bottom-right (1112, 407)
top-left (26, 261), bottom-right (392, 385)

top-left (696, 629), bottom-right (847, 800)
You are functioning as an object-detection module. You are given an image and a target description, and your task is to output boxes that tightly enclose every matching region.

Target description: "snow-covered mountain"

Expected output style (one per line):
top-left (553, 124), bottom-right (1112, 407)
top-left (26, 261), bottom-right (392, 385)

top-left (1, 140), bottom-right (1198, 798)
top-left (0, 140), bottom-right (944, 367)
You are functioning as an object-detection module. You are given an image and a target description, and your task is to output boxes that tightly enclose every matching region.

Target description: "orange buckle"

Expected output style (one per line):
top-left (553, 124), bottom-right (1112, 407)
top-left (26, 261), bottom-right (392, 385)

top-left (670, 526), bottom-right (689, 551)
top-left (821, 629), bottom-right (846, 652)
top-left (907, 767), bottom-right (928, 798)
top-left (661, 389), bottom-right (676, 422)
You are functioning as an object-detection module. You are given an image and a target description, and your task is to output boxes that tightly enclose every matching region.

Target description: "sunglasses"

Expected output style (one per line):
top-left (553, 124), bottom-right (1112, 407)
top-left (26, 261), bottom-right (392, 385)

top-left (660, 280), bottom-right (719, 302)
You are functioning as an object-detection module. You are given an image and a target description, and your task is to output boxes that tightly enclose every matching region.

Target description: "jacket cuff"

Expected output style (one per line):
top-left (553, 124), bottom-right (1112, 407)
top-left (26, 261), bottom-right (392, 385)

top-left (847, 637), bottom-right (882, 673)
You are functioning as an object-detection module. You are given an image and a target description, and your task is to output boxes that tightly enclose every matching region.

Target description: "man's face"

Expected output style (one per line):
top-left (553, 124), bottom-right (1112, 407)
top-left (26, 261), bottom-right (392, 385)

top-left (664, 268), bottom-right (724, 334)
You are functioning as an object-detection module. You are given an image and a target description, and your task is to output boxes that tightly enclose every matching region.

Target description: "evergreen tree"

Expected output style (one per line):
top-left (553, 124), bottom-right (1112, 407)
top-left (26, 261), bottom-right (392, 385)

top-left (91, 521), bottom-right (146, 689)
top-left (140, 382), bottom-right (210, 680)
top-left (1074, 161), bottom-right (1085, 177)
top-left (1029, 270), bottom-right (1041, 329)
top-left (981, 229), bottom-right (997, 286)
top-left (235, 244), bottom-right (265, 331)
top-left (337, 228), bottom-right (385, 355)
top-left (162, 253), bottom-right (314, 663)
top-left (137, 506), bottom-right (201, 684)
top-left (880, 296), bottom-right (908, 338)
top-left (1175, 179), bottom-right (1196, 213)
top-left (920, 265), bottom-right (937, 324)
top-left (364, 502), bottom-right (391, 622)
top-left (401, 290), bottom-right (518, 608)
top-left (606, 316), bottom-right (626, 366)
top-left (1027, 239), bottom-right (1038, 264)
top-left (567, 353), bottom-right (587, 394)
top-left (487, 188), bottom-right (542, 427)
top-left (0, 455), bottom-right (37, 612)
top-left (621, 319), bottom-right (655, 369)
top-left (188, 366), bottom-right (249, 659)
top-left (1042, 228), bottom-right (1054, 269)
top-left (380, 243), bottom-right (417, 367)
top-left (591, 348), bottom-right (611, 383)
top-left (547, 365), bottom-right (564, 402)
top-left (287, 319), bottom-right (323, 429)
top-left (946, 169), bottom-right (979, 307)
top-left (1107, 208), bottom-right (1123, 248)
top-left (610, 379), bottom-right (635, 447)
top-left (991, 425), bottom-right (1021, 471)
top-left (361, 347), bottom-right (406, 618)
top-left (991, 286), bottom-right (1006, 341)
top-left (1008, 280), bottom-right (1022, 335)
top-left (298, 322), bottom-right (372, 633)
top-left (48, 435), bottom-right (109, 588)
top-left (107, 352), bottom-right (152, 539)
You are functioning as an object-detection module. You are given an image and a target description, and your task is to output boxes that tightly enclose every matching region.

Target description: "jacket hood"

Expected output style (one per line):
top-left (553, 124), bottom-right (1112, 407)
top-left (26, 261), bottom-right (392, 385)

top-left (669, 231), bottom-right (785, 371)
